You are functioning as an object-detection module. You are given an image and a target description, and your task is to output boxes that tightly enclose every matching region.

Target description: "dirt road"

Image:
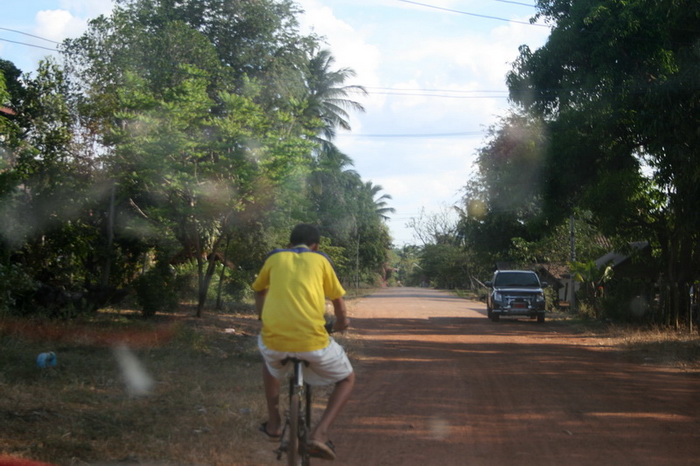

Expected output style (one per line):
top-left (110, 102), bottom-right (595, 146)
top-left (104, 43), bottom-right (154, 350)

top-left (329, 287), bottom-right (700, 466)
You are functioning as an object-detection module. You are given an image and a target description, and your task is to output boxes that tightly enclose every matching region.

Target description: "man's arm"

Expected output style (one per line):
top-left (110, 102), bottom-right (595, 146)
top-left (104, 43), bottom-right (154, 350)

top-left (255, 289), bottom-right (268, 320)
top-left (331, 297), bottom-right (349, 332)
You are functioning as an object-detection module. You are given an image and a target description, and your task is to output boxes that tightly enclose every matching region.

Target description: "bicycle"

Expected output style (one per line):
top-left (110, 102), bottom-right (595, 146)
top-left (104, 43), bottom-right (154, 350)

top-left (275, 356), bottom-right (313, 465)
top-left (274, 321), bottom-right (336, 465)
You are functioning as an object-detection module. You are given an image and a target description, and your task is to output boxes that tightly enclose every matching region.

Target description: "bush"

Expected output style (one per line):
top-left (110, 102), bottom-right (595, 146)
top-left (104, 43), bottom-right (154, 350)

top-left (0, 263), bottom-right (38, 316)
top-left (601, 281), bottom-right (654, 323)
top-left (134, 264), bottom-right (179, 317)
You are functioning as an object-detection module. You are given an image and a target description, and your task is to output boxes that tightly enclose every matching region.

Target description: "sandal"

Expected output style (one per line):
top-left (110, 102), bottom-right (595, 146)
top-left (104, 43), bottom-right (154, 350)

top-left (258, 422), bottom-right (282, 441)
top-left (307, 439), bottom-right (336, 460)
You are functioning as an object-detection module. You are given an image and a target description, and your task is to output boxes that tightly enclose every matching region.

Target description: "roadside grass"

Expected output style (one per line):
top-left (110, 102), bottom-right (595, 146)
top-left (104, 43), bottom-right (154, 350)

top-left (0, 301), bottom-right (365, 466)
top-left (462, 289), bottom-right (700, 371)
top-left (548, 312), bottom-right (700, 371)
top-left (0, 305), bottom-right (272, 465)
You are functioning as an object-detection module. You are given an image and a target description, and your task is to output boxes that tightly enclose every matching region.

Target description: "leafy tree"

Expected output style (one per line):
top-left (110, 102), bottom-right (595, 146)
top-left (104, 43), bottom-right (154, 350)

top-left (507, 0), bottom-right (699, 326)
top-left (108, 63), bottom-right (316, 315)
top-left (569, 260), bottom-right (614, 319)
top-left (0, 59), bottom-right (110, 314)
top-left (0, 1), bottom-right (386, 318)
top-left (393, 245), bottom-right (422, 286)
top-left (408, 207), bottom-right (480, 289)
top-left (0, 62), bottom-right (23, 209)
top-left (419, 241), bottom-right (472, 289)
top-left (309, 145), bottom-right (360, 243)
top-left (458, 113), bottom-right (548, 268)
top-left (61, 0), bottom-right (325, 315)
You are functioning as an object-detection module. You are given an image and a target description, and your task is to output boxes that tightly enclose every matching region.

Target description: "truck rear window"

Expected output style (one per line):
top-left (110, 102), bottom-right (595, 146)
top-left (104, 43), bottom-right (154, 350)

top-left (494, 272), bottom-right (540, 287)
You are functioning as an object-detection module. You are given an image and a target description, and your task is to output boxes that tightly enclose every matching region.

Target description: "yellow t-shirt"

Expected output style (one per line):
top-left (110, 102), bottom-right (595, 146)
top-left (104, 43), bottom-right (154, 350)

top-left (252, 246), bottom-right (346, 352)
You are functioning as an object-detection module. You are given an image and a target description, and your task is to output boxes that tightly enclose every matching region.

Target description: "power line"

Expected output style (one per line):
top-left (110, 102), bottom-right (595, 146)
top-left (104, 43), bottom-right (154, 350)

top-left (339, 131), bottom-right (484, 138)
top-left (366, 84), bottom-right (652, 100)
top-left (369, 90), bottom-right (508, 99)
top-left (488, 0), bottom-right (536, 7)
top-left (396, 0), bottom-right (549, 27)
top-left (0, 27), bottom-right (60, 44)
top-left (0, 37), bottom-right (57, 52)
top-left (367, 86), bottom-right (508, 94)
top-left (364, 86), bottom-right (510, 100)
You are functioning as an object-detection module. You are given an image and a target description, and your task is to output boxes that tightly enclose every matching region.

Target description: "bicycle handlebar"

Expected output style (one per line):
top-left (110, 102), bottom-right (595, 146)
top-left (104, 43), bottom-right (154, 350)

top-left (324, 317), bottom-right (349, 334)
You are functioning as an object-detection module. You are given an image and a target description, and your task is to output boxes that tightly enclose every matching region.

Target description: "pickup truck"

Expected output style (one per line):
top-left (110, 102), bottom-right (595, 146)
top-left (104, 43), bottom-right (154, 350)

top-left (485, 270), bottom-right (547, 323)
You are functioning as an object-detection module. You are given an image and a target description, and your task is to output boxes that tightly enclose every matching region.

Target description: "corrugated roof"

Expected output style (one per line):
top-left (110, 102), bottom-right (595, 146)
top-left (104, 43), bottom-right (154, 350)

top-left (595, 241), bottom-right (649, 269)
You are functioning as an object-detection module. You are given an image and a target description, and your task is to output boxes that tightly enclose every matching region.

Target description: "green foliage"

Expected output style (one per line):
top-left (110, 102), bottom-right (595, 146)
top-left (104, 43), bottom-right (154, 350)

top-left (393, 245), bottom-right (422, 286)
top-left (600, 279), bottom-right (654, 323)
top-left (319, 236), bottom-right (349, 277)
top-left (508, 213), bottom-right (609, 266)
top-left (0, 60), bottom-right (111, 303)
top-left (503, 0), bottom-right (700, 326)
top-left (570, 260), bottom-right (614, 318)
top-left (419, 242), bottom-right (471, 289)
top-left (303, 48), bottom-right (367, 142)
top-left (133, 246), bottom-right (179, 317)
top-left (134, 262), bottom-right (178, 317)
top-left (0, 263), bottom-right (38, 315)
top-left (307, 149), bottom-right (394, 285)
top-left (0, 1), bottom-right (390, 319)
top-left (458, 112), bottom-right (549, 267)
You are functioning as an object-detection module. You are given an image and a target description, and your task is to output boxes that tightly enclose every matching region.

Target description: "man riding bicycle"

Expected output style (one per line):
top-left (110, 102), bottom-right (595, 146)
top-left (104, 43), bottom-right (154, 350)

top-left (253, 224), bottom-right (355, 461)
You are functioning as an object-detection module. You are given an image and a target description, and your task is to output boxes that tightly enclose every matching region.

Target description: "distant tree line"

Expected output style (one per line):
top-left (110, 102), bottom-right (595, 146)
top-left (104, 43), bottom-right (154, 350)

top-left (0, 0), bottom-right (392, 318)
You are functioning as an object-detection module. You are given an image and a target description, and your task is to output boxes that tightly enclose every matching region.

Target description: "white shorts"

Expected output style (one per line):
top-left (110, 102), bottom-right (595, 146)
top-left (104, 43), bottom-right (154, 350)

top-left (258, 335), bottom-right (354, 386)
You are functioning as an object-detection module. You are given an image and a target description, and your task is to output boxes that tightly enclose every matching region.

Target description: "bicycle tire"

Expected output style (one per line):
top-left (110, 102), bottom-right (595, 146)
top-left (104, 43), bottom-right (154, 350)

top-left (299, 385), bottom-right (312, 466)
top-left (288, 389), bottom-right (300, 466)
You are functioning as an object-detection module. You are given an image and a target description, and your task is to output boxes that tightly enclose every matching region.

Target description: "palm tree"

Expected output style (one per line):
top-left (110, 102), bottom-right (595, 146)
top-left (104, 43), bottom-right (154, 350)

top-left (304, 49), bottom-right (367, 144)
top-left (363, 181), bottom-right (396, 221)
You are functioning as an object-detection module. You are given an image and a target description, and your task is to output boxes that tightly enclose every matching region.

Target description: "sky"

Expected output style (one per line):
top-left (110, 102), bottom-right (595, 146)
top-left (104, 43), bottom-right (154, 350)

top-left (0, 0), bottom-right (551, 246)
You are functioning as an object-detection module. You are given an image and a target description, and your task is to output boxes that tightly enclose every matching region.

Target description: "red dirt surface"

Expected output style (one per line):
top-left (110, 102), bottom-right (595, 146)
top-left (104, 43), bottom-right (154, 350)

top-left (328, 287), bottom-right (700, 466)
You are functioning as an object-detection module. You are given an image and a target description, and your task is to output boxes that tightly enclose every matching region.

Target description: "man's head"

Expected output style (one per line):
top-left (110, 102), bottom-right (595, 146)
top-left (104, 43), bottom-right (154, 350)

top-left (290, 224), bottom-right (321, 249)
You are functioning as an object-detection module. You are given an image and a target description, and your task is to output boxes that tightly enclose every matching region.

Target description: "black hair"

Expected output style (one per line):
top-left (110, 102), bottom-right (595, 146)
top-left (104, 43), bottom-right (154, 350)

top-left (290, 223), bottom-right (320, 247)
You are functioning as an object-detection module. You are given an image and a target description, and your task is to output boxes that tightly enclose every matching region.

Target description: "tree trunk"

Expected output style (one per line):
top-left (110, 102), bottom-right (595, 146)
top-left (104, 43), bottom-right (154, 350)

top-left (196, 232), bottom-right (225, 317)
top-left (196, 253), bottom-right (206, 318)
top-left (101, 182), bottom-right (116, 287)
top-left (215, 234), bottom-right (232, 310)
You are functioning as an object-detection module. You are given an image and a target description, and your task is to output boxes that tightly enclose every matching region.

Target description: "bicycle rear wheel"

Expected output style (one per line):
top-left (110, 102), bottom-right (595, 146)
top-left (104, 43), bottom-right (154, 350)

top-left (299, 385), bottom-right (312, 466)
top-left (287, 386), bottom-right (301, 466)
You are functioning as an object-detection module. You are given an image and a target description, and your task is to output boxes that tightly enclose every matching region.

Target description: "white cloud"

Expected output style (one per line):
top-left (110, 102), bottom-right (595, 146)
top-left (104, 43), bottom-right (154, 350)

top-left (296, 0), bottom-right (382, 89)
top-left (59, 0), bottom-right (114, 18)
top-left (35, 9), bottom-right (86, 42)
top-left (33, 2), bottom-right (115, 43)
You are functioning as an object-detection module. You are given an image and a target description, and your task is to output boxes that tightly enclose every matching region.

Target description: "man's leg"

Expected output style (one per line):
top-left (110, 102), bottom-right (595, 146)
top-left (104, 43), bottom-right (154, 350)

top-left (262, 364), bottom-right (282, 436)
top-left (311, 371), bottom-right (355, 444)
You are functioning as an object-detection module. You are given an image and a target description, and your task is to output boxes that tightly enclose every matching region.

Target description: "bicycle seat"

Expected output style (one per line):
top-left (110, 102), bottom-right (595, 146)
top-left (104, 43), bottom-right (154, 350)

top-left (281, 357), bottom-right (309, 367)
